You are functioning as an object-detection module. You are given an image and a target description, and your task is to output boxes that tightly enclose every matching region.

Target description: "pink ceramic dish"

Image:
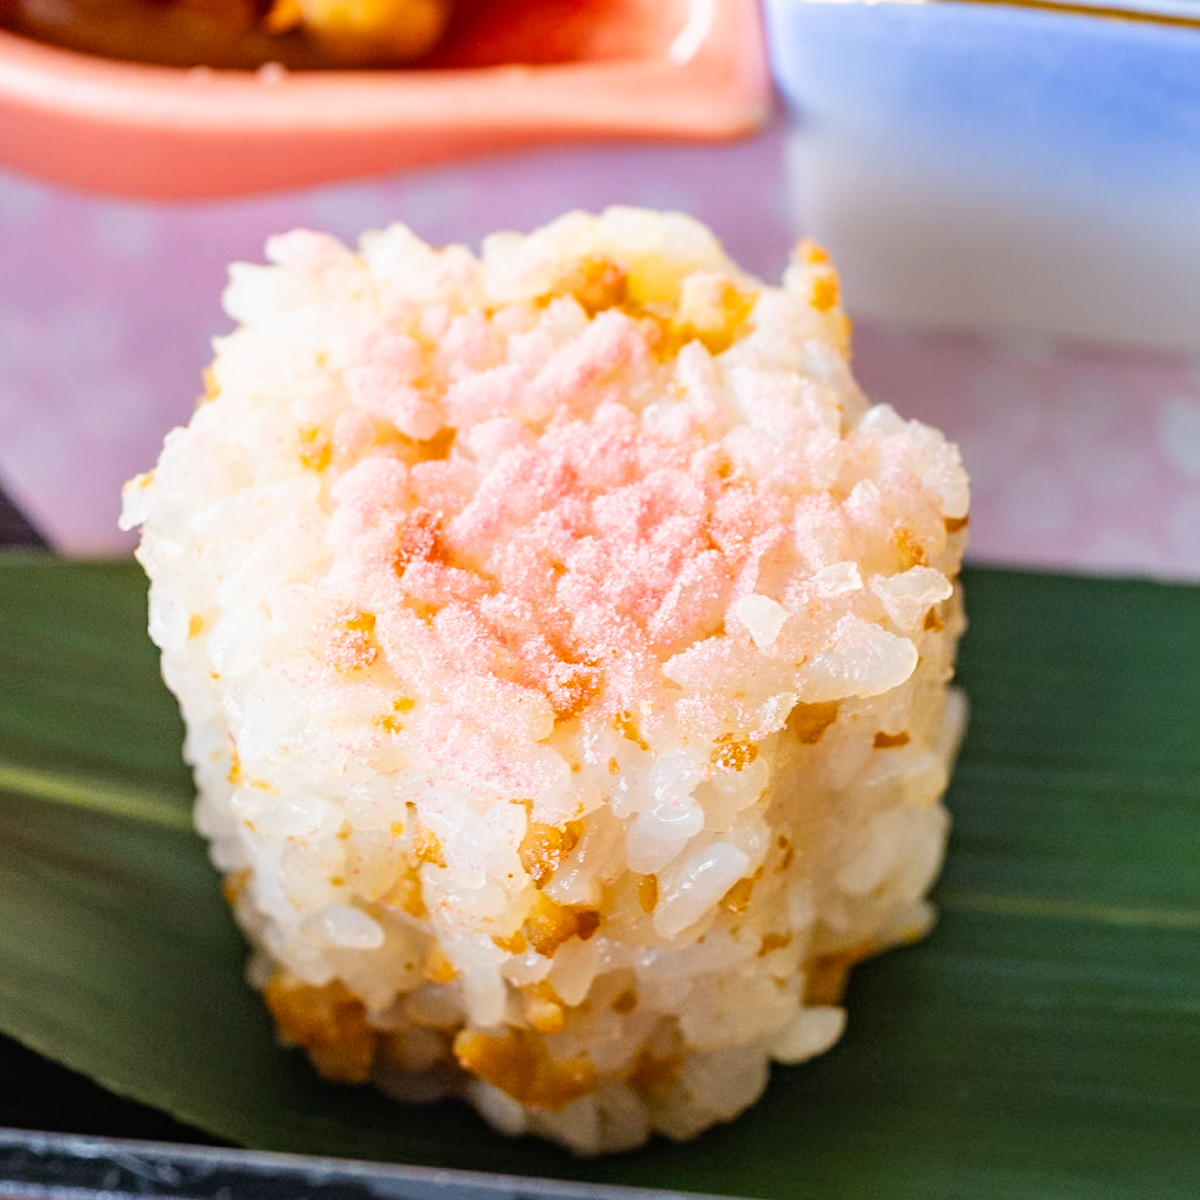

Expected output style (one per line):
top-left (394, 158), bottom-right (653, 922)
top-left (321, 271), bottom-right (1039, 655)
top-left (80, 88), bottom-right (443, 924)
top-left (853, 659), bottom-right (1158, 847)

top-left (0, 0), bottom-right (771, 200)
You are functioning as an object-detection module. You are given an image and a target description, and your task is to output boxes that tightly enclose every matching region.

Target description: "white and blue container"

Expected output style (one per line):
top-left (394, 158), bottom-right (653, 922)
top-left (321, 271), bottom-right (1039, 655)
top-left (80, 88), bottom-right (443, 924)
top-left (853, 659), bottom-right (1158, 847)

top-left (765, 0), bottom-right (1200, 350)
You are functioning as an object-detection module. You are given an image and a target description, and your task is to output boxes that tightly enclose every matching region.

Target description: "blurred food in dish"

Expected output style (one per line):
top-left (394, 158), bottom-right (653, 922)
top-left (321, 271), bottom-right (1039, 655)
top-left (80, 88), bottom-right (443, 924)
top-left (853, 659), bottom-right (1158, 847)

top-left (0, 0), bottom-right (771, 198)
top-left (0, 0), bottom-right (452, 69)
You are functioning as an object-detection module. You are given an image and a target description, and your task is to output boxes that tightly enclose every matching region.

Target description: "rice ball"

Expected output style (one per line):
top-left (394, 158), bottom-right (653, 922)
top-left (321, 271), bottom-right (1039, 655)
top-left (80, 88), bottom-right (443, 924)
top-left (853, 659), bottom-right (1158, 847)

top-left (123, 207), bottom-right (969, 1154)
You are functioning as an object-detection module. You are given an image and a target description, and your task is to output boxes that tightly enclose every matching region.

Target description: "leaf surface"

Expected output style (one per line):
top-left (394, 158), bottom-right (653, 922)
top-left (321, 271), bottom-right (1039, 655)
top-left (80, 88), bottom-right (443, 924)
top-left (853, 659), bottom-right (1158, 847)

top-left (1, 556), bottom-right (1197, 1197)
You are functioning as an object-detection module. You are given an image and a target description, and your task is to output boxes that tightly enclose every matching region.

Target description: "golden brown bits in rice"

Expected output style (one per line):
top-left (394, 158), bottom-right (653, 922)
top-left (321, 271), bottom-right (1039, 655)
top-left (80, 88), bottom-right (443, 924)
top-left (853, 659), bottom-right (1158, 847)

top-left (551, 256), bottom-right (629, 316)
top-left (381, 867), bottom-right (427, 918)
top-left (423, 942), bottom-right (456, 983)
top-left (797, 238), bottom-right (831, 265)
top-left (226, 737), bottom-right (242, 785)
top-left (264, 976), bottom-right (377, 1084)
top-left (637, 874), bottom-right (659, 914)
top-left (373, 713), bottom-right (404, 734)
top-left (523, 893), bottom-right (584, 957)
top-left (611, 988), bottom-right (639, 1015)
top-left (892, 526), bottom-right (928, 569)
top-left (627, 1047), bottom-right (682, 1092)
top-left (326, 611), bottom-right (379, 673)
top-left (711, 732), bottom-right (758, 772)
top-left (575, 909), bottom-right (602, 941)
top-left (787, 701), bottom-right (839, 745)
top-left (810, 274), bottom-right (839, 313)
top-left (519, 819), bottom-right (583, 889)
top-left (720, 875), bottom-right (757, 915)
top-left (393, 509), bottom-right (445, 571)
top-left (776, 835), bottom-right (795, 873)
top-left (410, 821), bottom-right (446, 869)
top-left (803, 943), bottom-right (876, 1006)
top-left (221, 869), bottom-right (249, 907)
top-left (550, 667), bottom-right (602, 721)
top-left (667, 278), bottom-right (757, 357)
top-left (199, 367), bottom-right (220, 404)
top-left (614, 710), bottom-right (650, 751)
top-left (492, 929), bottom-right (529, 955)
top-left (453, 1029), bottom-right (598, 1111)
top-left (187, 614), bottom-right (205, 639)
top-left (416, 427), bottom-right (456, 461)
top-left (924, 607), bottom-right (945, 632)
top-left (944, 514), bottom-right (969, 534)
top-left (758, 931), bottom-right (793, 958)
top-left (297, 425), bottom-right (332, 472)
top-left (405, 599), bottom-right (440, 624)
top-left (523, 898), bottom-right (600, 957)
top-left (608, 757), bottom-right (620, 776)
top-left (873, 730), bottom-right (911, 749)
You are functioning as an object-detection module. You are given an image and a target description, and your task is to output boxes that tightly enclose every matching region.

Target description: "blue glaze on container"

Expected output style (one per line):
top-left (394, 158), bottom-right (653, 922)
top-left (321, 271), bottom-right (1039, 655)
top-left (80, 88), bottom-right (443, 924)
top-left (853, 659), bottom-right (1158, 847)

top-left (767, 0), bottom-right (1200, 188)
top-left (762, 0), bottom-right (1200, 347)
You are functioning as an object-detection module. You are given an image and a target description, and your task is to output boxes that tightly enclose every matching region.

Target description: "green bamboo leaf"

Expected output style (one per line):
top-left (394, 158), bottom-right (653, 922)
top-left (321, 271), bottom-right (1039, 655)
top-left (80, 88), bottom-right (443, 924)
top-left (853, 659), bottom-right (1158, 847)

top-left (0, 762), bottom-right (193, 831)
top-left (1, 555), bottom-right (1198, 1198)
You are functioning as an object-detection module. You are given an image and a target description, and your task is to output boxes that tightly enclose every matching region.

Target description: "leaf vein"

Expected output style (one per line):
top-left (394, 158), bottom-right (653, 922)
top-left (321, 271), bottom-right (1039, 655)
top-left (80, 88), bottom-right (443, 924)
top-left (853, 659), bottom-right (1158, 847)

top-left (940, 889), bottom-right (1200, 933)
top-left (0, 762), bottom-right (193, 833)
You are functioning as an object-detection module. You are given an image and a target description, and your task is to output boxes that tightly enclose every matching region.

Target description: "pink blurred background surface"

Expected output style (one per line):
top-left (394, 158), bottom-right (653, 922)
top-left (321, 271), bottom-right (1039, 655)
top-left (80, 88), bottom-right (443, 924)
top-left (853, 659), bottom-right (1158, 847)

top-left (3, 115), bottom-right (1200, 577)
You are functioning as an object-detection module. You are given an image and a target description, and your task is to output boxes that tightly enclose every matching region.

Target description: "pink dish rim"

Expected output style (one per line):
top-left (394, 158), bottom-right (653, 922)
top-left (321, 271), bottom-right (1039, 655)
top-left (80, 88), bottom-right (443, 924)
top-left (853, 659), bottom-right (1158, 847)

top-left (0, 0), bottom-right (773, 199)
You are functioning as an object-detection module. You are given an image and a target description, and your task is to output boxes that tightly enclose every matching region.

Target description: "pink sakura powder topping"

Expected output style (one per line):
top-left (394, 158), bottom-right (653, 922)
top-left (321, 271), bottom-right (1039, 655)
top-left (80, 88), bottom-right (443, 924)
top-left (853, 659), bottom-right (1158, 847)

top-left (319, 319), bottom-right (799, 735)
top-left (270, 229), bottom-right (967, 780)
